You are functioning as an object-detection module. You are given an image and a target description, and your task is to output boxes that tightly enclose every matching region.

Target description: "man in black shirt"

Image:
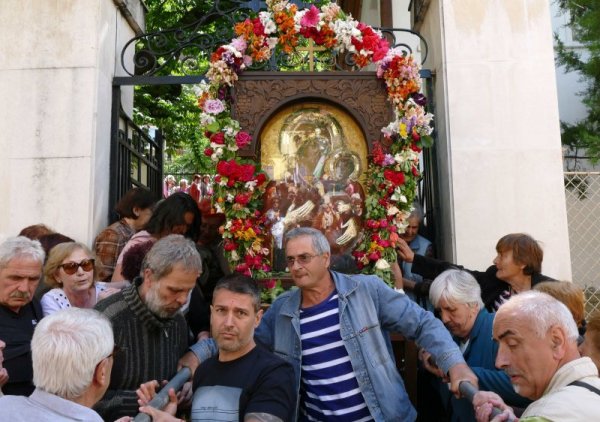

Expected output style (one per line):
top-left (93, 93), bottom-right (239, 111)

top-left (138, 274), bottom-right (296, 422)
top-left (0, 236), bottom-right (45, 396)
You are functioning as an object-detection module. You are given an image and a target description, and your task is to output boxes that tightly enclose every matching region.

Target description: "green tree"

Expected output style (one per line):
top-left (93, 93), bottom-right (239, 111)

top-left (134, 0), bottom-right (217, 174)
top-left (555, 0), bottom-right (600, 163)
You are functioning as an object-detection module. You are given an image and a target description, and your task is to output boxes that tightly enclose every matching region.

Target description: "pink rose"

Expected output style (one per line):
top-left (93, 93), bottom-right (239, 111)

top-left (235, 131), bottom-right (252, 148)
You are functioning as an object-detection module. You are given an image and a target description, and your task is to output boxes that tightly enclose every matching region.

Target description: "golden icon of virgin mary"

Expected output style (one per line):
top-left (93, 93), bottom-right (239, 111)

top-left (260, 102), bottom-right (368, 272)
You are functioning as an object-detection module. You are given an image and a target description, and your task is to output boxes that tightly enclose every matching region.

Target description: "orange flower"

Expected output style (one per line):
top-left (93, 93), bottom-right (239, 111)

top-left (235, 20), bottom-right (254, 39)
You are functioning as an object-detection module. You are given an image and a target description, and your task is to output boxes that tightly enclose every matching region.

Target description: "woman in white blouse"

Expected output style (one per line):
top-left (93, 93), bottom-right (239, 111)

top-left (41, 243), bottom-right (120, 316)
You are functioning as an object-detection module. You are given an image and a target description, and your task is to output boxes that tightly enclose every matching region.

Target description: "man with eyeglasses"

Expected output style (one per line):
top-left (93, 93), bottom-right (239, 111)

top-left (95, 234), bottom-right (202, 420)
top-left (183, 227), bottom-right (477, 421)
top-left (0, 308), bottom-right (126, 421)
top-left (0, 236), bottom-right (45, 397)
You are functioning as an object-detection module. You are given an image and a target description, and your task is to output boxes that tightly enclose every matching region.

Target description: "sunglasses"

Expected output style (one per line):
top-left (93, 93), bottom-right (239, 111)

top-left (59, 258), bottom-right (95, 275)
top-left (285, 254), bottom-right (321, 267)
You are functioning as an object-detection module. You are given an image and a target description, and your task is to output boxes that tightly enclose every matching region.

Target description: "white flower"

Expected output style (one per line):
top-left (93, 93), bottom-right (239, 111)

top-left (394, 153), bottom-right (405, 164)
top-left (200, 113), bottom-right (216, 126)
top-left (226, 144), bottom-right (239, 152)
top-left (224, 126), bottom-right (238, 136)
top-left (245, 180), bottom-right (257, 191)
top-left (267, 37), bottom-right (278, 50)
top-left (230, 250), bottom-right (240, 262)
top-left (193, 80), bottom-right (211, 96)
top-left (226, 193), bottom-right (234, 203)
top-left (375, 259), bottom-right (390, 270)
top-left (225, 220), bottom-right (232, 230)
top-left (258, 12), bottom-right (276, 34)
top-left (387, 205), bottom-right (400, 216)
top-left (391, 188), bottom-right (408, 203)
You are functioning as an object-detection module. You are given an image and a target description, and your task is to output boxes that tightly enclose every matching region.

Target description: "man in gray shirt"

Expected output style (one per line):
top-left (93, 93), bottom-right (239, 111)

top-left (0, 308), bottom-right (116, 421)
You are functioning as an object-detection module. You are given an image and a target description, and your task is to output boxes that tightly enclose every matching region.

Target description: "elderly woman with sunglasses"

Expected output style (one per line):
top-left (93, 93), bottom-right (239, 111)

top-left (40, 242), bottom-right (120, 316)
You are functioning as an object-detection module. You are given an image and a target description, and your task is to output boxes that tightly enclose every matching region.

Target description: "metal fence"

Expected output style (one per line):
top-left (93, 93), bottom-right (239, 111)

top-left (564, 172), bottom-right (600, 317)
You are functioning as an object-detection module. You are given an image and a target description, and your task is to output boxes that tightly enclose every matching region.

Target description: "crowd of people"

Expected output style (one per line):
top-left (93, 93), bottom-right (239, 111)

top-left (0, 185), bottom-right (599, 421)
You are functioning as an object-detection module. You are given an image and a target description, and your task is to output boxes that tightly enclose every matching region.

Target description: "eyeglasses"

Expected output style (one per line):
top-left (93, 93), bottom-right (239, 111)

top-left (285, 254), bottom-right (321, 267)
top-left (59, 259), bottom-right (95, 275)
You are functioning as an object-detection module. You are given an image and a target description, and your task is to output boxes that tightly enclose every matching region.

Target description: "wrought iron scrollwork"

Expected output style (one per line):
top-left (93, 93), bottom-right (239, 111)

top-left (120, 0), bottom-right (429, 76)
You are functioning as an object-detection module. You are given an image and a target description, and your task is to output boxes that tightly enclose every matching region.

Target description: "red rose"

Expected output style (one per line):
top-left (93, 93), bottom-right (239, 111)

top-left (368, 251), bottom-right (381, 261)
top-left (255, 173), bottom-right (267, 186)
top-left (412, 166), bottom-right (420, 177)
top-left (223, 240), bottom-right (238, 251)
top-left (383, 169), bottom-right (405, 186)
top-left (204, 147), bottom-right (214, 157)
top-left (252, 17), bottom-right (265, 36)
top-left (411, 130), bottom-right (421, 142)
top-left (379, 219), bottom-right (388, 228)
top-left (235, 263), bottom-right (250, 276)
top-left (234, 193), bottom-right (251, 206)
top-left (379, 239), bottom-right (391, 248)
top-left (411, 143), bottom-right (422, 153)
top-left (264, 279), bottom-right (276, 289)
top-left (239, 164), bottom-right (256, 182)
top-left (235, 131), bottom-right (252, 149)
top-left (210, 132), bottom-right (225, 145)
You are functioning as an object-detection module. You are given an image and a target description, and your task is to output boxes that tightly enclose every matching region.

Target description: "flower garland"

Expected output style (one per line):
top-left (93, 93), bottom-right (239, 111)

top-left (196, 0), bottom-right (433, 284)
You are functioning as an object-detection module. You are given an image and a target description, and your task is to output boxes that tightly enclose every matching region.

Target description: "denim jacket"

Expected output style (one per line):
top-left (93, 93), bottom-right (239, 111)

top-left (191, 271), bottom-right (465, 421)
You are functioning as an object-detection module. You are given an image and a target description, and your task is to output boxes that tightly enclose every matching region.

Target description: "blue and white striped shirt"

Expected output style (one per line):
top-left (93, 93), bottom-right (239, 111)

top-left (299, 291), bottom-right (373, 422)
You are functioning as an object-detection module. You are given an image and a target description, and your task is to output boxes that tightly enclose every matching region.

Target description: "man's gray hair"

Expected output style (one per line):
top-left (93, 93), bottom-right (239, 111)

top-left (32, 308), bottom-right (113, 399)
top-left (285, 227), bottom-right (330, 255)
top-left (429, 269), bottom-right (484, 309)
top-left (0, 236), bottom-right (45, 270)
top-left (141, 234), bottom-right (202, 280)
top-left (498, 291), bottom-right (579, 342)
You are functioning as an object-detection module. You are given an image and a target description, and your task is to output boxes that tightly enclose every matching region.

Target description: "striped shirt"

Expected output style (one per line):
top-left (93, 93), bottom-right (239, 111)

top-left (299, 291), bottom-right (373, 422)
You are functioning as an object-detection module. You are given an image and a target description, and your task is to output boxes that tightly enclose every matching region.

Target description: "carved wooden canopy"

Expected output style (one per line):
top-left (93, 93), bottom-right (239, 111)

top-left (232, 72), bottom-right (393, 159)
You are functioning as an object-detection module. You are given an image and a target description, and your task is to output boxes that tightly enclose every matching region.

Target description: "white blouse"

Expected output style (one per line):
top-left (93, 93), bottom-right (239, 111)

top-left (40, 282), bottom-right (108, 316)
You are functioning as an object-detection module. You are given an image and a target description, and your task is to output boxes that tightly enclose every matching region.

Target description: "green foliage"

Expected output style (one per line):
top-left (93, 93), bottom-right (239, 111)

top-left (555, 0), bottom-right (600, 163)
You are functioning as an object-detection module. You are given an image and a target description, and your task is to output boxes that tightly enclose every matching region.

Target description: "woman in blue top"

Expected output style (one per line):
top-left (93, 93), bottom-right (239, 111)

top-left (420, 269), bottom-right (531, 421)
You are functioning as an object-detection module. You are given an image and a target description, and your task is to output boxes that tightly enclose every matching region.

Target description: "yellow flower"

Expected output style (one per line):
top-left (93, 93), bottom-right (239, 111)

top-left (251, 239), bottom-right (263, 252)
top-left (369, 241), bottom-right (384, 252)
top-left (399, 123), bottom-right (408, 138)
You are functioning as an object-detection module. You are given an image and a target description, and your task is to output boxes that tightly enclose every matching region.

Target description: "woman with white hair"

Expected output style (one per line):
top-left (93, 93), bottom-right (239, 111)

top-left (419, 269), bottom-right (530, 421)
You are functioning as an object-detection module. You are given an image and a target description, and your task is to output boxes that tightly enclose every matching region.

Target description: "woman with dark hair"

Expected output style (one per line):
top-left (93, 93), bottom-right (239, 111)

top-left (111, 192), bottom-right (201, 281)
top-left (94, 187), bottom-right (157, 281)
top-left (397, 233), bottom-right (555, 311)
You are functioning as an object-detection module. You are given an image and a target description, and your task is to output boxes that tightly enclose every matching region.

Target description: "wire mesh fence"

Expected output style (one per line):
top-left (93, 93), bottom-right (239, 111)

top-left (564, 172), bottom-right (600, 318)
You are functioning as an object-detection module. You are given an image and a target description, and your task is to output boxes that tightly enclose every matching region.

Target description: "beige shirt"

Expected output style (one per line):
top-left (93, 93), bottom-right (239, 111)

top-left (522, 357), bottom-right (600, 421)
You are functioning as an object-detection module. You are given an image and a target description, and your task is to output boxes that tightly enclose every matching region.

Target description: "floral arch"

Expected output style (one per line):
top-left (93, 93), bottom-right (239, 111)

top-left (196, 0), bottom-right (433, 285)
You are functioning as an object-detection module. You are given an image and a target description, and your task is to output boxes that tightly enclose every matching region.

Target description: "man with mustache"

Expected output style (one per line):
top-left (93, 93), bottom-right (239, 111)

top-left (137, 274), bottom-right (296, 422)
top-left (94, 234), bottom-right (202, 420)
top-left (0, 236), bottom-right (45, 396)
top-left (473, 291), bottom-right (600, 422)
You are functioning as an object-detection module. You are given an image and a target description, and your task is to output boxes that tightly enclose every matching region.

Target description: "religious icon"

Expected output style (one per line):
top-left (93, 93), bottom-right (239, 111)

top-left (260, 102), bottom-right (368, 273)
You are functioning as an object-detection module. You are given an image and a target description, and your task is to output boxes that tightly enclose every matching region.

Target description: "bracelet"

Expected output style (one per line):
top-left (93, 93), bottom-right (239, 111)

top-left (394, 287), bottom-right (405, 294)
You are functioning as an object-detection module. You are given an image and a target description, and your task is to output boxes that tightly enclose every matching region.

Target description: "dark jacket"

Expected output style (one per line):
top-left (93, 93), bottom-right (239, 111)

top-left (411, 254), bottom-right (554, 311)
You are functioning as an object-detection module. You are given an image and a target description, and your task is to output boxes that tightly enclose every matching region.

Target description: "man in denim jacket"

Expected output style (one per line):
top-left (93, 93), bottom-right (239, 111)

top-left (183, 227), bottom-right (476, 421)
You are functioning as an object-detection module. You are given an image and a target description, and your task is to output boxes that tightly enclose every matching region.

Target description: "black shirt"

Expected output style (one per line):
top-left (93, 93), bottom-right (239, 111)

top-left (0, 300), bottom-right (43, 396)
top-left (192, 344), bottom-right (296, 422)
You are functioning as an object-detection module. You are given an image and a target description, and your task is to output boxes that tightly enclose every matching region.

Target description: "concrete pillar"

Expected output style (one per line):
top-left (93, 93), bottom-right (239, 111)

top-left (0, 0), bottom-right (144, 245)
top-left (417, 0), bottom-right (571, 278)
